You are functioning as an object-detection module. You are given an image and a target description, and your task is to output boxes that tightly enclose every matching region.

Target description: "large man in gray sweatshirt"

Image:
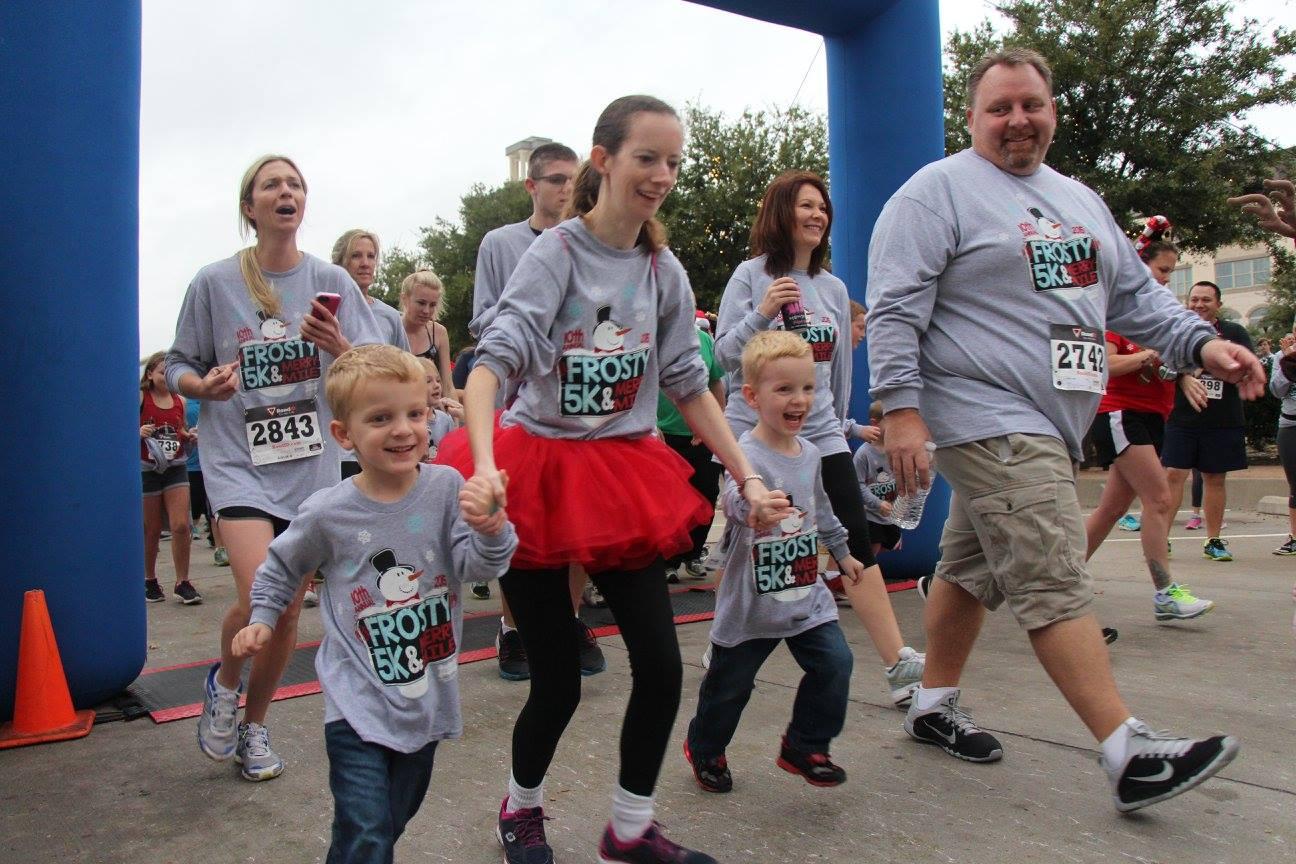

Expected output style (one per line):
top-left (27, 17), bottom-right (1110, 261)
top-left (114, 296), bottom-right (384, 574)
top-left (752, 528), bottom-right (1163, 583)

top-left (866, 47), bottom-right (1261, 813)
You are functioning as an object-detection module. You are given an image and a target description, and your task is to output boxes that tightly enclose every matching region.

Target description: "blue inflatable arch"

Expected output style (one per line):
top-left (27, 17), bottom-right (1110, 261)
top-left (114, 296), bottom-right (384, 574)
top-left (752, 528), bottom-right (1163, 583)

top-left (0, 0), bottom-right (947, 718)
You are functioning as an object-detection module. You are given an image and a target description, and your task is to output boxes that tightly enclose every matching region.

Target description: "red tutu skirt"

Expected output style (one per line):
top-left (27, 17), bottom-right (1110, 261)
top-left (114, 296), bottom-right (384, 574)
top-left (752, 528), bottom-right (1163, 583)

top-left (435, 418), bottom-right (713, 572)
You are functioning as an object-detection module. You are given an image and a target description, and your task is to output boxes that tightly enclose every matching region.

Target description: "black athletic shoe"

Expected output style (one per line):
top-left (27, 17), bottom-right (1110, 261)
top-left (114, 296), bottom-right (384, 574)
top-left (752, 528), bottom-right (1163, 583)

top-left (915, 573), bottom-right (934, 601)
top-left (904, 690), bottom-right (1003, 762)
top-left (1102, 721), bottom-right (1240, 813)
top-left (144, 579), bottom-right (165, 603)
top-left (1103, 627), bottom-right (1119, 645)
top-left (576, 619), bottom-right (606, 676)
top-left (776, 735), bottom-right (846, 787)
top-left (496, 624), bottom-right (530, 681)
top-left (471, 581), bottom-right (492, 600)
top-left (174, 581), bottom-right (203, 605)
top-left (496, 798), bottom-right (553, 864)
top-left (683, 739), bottom-right (732, 793)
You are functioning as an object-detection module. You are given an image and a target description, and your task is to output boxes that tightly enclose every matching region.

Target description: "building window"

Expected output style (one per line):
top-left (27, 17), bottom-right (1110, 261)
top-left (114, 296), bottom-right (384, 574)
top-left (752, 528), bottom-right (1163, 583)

top-left (1170, 266), bottom-right (1193, 300)
top-left (1215, 256), bottom-right (1272, 292)
top-left (1248, 304), bottom-right (1270, 327)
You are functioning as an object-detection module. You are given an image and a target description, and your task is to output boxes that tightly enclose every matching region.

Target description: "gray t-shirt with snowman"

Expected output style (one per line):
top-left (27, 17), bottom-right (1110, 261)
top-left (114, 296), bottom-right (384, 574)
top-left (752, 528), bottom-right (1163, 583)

top-left (709, 432), bottom-right (849, 648)
top-left (474, 217), bottom-right (708, 440)
top-left (249, 466), bottom-right (517, 752)
top-left (166, 253), bottom-right (383, 518)
top-left (714, 256), bottom-right (854, 457)
top-left (851, 441), bottom-right (897, 526)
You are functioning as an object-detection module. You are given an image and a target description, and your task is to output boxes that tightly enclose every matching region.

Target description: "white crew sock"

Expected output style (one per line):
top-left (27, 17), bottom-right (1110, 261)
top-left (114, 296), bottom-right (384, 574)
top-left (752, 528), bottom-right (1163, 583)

top-left (506, 773), bottom-right (543, 813)
top-left (1101, 717), bottom-right (1138, 770)
top-left (610, 785), bottom-right (654, 843)
top-left (500, 618), bottom-right (517, 635)
top-left (913, 685), bottom-right (958, 712)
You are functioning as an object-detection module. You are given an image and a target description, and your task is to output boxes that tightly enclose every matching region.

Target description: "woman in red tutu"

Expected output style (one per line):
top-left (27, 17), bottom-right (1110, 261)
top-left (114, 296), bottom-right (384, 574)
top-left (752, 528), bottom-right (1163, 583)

top-left (441, 95), bottom-right (783, 864)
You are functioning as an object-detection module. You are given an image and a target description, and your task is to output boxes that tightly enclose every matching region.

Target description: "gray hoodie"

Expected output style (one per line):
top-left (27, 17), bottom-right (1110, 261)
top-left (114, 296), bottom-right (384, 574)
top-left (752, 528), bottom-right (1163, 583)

top-left (867, 149), bottom-right (1215, 459)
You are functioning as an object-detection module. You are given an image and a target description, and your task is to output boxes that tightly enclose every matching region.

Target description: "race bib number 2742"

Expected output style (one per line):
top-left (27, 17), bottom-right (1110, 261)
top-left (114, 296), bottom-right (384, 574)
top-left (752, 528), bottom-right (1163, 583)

top-left (1049, 324), bottom-right (1105, 394)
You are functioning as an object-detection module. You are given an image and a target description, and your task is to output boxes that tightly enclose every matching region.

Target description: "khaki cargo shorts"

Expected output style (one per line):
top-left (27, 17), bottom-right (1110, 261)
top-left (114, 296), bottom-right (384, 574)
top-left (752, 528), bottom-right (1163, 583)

top-left (933, 433), bottom-right (1092, 630)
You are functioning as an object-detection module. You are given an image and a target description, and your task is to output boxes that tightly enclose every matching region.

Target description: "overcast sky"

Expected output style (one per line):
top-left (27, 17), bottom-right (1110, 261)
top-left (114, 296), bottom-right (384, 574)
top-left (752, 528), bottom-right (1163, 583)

top-left (138, 0), bottom-right (1294, 353)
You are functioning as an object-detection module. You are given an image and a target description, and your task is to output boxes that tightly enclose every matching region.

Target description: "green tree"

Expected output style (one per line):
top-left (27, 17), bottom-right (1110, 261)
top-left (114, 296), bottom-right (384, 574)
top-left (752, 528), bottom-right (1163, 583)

top-left (376, 181), bottom-right (532, 353)
top-left (388, 104), bottom-right (827, 349)
top-left (660, 103), bottom-right (828, 311)
top-left (944, 0), bottom-right (1296, 251)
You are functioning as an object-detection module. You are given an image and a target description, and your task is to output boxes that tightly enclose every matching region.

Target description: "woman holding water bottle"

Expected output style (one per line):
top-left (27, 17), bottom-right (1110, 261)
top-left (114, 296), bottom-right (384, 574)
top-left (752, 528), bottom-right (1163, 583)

top-left (714, 170), bottom-right (925, 708)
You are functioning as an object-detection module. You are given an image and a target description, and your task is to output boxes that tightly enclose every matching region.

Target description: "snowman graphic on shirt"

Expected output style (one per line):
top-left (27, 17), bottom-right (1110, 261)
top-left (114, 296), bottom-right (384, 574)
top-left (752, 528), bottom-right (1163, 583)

top-left (751, 494), bottom-right (820, 602)
top-left (557, 304), bottom-right (651, 427)
top-left (356, 547), bottom-right (456, 699)
top-left (1022, 205), bottom-right (1100, 298)
top-left (237, 309), bottom-right (322, 397)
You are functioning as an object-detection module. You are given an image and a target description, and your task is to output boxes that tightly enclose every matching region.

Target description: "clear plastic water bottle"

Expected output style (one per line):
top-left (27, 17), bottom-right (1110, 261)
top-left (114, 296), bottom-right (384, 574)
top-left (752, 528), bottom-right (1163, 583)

top-left (891, 442), bottom-right (936, 530)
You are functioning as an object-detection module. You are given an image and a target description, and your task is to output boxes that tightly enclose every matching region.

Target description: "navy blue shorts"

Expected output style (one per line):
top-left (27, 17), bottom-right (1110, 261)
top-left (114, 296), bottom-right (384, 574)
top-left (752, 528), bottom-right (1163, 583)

top-left (1160, 425), bottom-right (1247, 474)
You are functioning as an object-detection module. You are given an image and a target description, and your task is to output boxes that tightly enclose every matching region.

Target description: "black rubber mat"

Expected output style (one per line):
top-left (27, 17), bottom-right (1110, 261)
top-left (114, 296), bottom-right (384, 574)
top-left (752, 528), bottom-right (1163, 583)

top-left (129, 585), bottom-right (720, 723)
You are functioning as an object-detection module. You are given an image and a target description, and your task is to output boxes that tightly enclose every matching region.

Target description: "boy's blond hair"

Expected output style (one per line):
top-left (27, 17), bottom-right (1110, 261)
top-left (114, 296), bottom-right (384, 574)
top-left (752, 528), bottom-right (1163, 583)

top-left (868, 400), bottom-right (884, 423)
top-left (326, 344), bottom-right (424, 420)
top-left (742, 330), bottom-right (812, 386)
top-left (416, 355), bottom-right (440, 378)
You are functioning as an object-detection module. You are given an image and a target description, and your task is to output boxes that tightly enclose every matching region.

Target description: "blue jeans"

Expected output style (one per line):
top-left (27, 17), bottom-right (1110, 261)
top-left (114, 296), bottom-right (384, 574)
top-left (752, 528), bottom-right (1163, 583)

top-left (324, 720), bottom-right (438, 864)
top-left (687, 621), bottom-right (852, 758)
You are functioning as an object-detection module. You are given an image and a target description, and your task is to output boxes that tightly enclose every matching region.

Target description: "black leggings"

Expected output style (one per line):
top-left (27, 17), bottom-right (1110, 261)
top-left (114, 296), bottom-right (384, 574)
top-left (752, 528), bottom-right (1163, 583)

top-left (500, 559), bottom-right (682, 796)
top-left (1279, 427), bottom-right (1296, 509)
top-left (819, 451), bottom-right (877, 568)
top-left (1191, 468), bottom-right (1204, 508)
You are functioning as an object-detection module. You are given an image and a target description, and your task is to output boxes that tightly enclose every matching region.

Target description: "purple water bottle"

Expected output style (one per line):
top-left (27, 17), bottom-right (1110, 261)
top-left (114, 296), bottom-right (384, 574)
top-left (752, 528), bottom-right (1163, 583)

top-left (781, 290), bottom-right (808, 332)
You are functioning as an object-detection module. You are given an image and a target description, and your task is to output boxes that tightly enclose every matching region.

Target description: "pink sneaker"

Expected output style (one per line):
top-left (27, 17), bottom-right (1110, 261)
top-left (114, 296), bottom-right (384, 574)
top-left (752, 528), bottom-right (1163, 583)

top-left (1184, 515), bottom-right (1203, 530)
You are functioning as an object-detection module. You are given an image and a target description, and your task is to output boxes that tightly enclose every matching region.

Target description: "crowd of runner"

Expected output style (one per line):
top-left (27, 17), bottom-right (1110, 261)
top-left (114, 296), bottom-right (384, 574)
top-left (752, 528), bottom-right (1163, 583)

top-left (136, 47), bottom-right (1296, 864)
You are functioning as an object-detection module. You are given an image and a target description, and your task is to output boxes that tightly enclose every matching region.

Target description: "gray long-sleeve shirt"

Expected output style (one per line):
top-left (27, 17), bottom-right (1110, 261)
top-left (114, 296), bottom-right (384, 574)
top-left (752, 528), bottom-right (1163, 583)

top-left (714, 256), bottom-right (853, 457)
top-left (474, 217), bottom-right (708, 440)
top-left (851, 441), bottom-right (896, 523)
top-left (866, 149), bottom-right (1215, 459)
top-left (165, 253), bottom-right (383, 518)
top-left (709, 433), bottom-right (849, 648)
top-left (249, 466), bottom-right (516, 752)
top-left (1269, 358), bottom-right (1296, 429)
top-left (471, 219), bottom-right (541, 339)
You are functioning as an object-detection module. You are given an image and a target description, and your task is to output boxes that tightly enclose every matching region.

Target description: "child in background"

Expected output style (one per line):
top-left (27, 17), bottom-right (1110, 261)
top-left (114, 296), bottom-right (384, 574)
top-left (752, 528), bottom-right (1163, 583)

top-left (684, 331), bottom-right (863, 793)
top-left (418, 356), bottom-right (463, 463)
top-left (231, 344), bottom-right (516, 862)
top-left (852, 400), bottom-right (903, 559)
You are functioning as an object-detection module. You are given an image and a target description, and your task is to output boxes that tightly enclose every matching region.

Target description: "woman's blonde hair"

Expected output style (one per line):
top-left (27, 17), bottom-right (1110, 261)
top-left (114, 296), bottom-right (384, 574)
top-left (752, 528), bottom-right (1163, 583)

top-left (237, 154), bottom-right (307, 319)
top-left (140, 351), bottom-right (166, 391)
top-left (331, 229), bottom-right (381, 269)
top-left (400, 269), bottom-right (445, 321)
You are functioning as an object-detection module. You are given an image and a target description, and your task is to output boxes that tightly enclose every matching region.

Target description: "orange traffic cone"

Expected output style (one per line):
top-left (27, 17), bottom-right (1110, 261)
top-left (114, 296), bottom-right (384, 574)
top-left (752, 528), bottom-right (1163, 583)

top-left (0, 590), bottom-right (94, 749)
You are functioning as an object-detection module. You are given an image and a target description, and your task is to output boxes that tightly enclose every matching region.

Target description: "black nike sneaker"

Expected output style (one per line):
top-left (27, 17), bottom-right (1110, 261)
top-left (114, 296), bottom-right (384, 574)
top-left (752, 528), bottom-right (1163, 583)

top-left (903, 690), bottom-right (1003, 763)
top-left (1101, 720), bottom-right (1239, 812)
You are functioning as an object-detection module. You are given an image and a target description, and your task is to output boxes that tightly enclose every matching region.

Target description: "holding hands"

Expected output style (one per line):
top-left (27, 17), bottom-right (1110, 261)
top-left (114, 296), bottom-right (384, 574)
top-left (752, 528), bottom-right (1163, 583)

top-left (742, 478), bottom-right (793, 530)
top-left (838, 554), bottom-right (868, 585)
top-left (461, 471), bottom-right (509, 536)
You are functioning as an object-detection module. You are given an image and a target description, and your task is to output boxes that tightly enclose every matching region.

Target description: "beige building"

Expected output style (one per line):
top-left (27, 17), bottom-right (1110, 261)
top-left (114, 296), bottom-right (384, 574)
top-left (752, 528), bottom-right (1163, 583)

top-left (505, 136), bottom-right (554, 182)
top-left (1170, 243), bottom-right (1274, 328)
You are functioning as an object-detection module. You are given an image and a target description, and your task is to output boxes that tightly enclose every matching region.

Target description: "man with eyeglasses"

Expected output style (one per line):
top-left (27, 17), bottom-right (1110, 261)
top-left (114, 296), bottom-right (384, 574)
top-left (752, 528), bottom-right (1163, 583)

top-left (468, 142), bottom-right (606, 683)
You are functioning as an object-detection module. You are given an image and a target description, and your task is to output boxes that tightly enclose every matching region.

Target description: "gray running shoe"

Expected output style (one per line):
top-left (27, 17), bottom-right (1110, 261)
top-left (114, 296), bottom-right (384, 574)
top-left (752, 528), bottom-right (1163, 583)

top-left (236, 721), bottom-right (284, 781)
top-left (196, 663), bottom-right (241, 761)
top-left (885, 646), bottom-right (924, 708)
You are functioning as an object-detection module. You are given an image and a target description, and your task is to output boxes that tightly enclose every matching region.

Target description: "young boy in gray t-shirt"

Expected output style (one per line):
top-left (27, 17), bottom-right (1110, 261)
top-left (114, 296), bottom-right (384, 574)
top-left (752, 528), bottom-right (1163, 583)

top-left (232, 345), bottom-right (515, 863)
top-left (685, 331), bottom-right (868, 793)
